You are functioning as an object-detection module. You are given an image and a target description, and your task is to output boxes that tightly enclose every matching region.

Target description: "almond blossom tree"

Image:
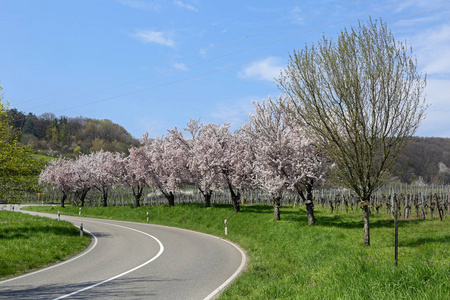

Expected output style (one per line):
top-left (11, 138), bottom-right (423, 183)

top-left (170, 119), bottom-right (226, 208)
top-left (138, 134), bottom-right (186, 207)
top-left (209, 124), bottom-right (255, 214)
top-left (245, 96), bottom-right (325, 223)
top-left (88, 150), bottom-right (124, 207)
top-left (121, 146), bottom-right (148, 207)
top-left (71, 153), bottom-right (94, 207)
top-left (39, 157), bottom-right (74, 207)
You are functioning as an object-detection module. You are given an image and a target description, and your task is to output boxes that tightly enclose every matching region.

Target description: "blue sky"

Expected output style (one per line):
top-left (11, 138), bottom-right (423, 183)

top-left (1, 0), bottom-right (449, 139)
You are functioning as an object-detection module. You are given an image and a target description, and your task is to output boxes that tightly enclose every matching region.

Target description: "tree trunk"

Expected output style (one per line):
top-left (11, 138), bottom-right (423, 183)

top-left (362, 201), bottom-right (370, 246)
top-left (78, 188), bottom-right (90, 207)
top-left (204, 192), bottom-right (212, 208)
top-left (102, 188), bottom-right (108, 207)
top-left (61, 191), bottom-right (67, 208)
top-left (199, 188), bottom-right (212, 208)
top-left (273, 196), bottom-right (281, 221)
top-left (132, 186), bottom-right (143, 208)
top-left (306, 201), bottom-right (315, 226)
top-left (134, 194), bottom-right (141, 208)
top-left (167, 192), bottom-right (175, 207)
top-left (227, 182), bottom-right (240, 214)
top-left (305, 179), bottom-right (315, 226)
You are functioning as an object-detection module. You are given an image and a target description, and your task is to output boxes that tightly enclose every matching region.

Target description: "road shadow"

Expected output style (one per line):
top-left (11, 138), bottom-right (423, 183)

top-left (0, 276), bottom-right (183, 299)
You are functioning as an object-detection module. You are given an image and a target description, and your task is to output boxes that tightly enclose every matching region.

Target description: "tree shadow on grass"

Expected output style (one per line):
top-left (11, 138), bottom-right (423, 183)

top-left (401, 235), bottom-right (450, 247)
top-left (248, 204), bottom-right (436, 230)
top-left (240, 204), bottom-right (273, 214)
top-left (0, 225), bottom-right (80, 240)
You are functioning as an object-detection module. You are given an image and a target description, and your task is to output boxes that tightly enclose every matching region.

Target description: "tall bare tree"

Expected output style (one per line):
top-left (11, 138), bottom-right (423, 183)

top-left (278, 19), bottom-right (427, 246)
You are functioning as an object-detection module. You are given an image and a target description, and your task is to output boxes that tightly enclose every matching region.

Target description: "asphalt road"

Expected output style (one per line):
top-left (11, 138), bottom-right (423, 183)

top-left (0, 205), bottom-right (247, 300)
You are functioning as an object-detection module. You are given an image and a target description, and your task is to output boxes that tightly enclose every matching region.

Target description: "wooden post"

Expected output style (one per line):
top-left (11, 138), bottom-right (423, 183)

top-left (394, 194), bottom-right (399, 266)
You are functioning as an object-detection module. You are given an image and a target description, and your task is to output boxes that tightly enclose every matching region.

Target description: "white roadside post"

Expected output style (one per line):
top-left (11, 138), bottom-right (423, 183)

top-left (58, 211), bottom-right (60, 221)
top-left (147, 212), bottom-right (149, 222)
top-left (224, 219), bottom-right (228, 235)
top-left (79, 208), bottom-right (81, 216)
top-left (80, 223), bottom-right (84, 237)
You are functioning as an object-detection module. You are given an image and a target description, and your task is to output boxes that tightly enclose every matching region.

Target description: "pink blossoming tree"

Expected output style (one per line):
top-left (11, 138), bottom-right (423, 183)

top-left (88, 150), bottom-right (124, 207)
top-left (39, 157), bottom-right (74, 207)
top-left (138, 134), bottom-right (186, 207)
top-left (121, 146), bottom-right (148, 207)
top-left (245, 96), bottom-right (326, 223)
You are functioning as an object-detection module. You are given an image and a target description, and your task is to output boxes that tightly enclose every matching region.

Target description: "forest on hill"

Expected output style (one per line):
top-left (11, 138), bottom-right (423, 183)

top-left (7, 108), bottom-right (139, 157)
top-left (393, 136), bottom-right (450, 184)
top-left (6, 108), bottom-right (450, 185)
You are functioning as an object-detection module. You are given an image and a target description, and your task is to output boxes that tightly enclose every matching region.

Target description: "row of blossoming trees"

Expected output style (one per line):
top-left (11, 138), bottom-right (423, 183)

top-left (39, 97), bottom-right (326, 223)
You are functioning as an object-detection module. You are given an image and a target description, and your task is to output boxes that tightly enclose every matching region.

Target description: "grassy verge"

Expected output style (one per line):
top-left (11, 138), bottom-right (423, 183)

top-left (0, 211), bottom-right (91, 279)
top-left (25, 204), bottom-right (449, 299)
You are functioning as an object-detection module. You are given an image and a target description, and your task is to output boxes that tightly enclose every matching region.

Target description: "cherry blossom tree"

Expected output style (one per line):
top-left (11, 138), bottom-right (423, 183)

top-left (71, 153), bottom-right (94, 207)
top-left (121, 146), bottom-right (148, 207)
top-left (245, 96), bottom-right (326, 222)
top-left (205, 124), bottom-right (255, 214)
top-left (88, 150), bottom-right (124, 207)
top-left (138, 134), bottom-right (186, 207)
top-left (170, 119), bottom-right (226, 207)
top-left (39, 157), bottom-right (74, 207)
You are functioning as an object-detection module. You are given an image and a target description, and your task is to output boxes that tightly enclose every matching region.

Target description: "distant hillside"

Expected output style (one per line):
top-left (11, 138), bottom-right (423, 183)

top-left (7, 109), bottom-right (139, 157)
top-left (393, 137), bottom-right (450, 184)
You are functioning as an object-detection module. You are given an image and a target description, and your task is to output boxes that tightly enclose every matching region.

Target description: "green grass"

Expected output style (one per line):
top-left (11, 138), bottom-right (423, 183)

top-left (0, 211), bottom-right (91, 279)
top-left (24, 204), bottom-right (449, 299)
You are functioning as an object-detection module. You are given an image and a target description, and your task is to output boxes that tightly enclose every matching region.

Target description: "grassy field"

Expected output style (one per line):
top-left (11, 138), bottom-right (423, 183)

top-left (0, 211), bottom-right (91, 279)
top-left (24, 204), bottom-right (449, 299)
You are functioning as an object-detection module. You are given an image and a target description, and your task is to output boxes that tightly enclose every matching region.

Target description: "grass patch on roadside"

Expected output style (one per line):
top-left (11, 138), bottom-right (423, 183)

top-left (0, 211), bottom-right (90, 279)
top-left (25, 204), bottom-right (449, 299)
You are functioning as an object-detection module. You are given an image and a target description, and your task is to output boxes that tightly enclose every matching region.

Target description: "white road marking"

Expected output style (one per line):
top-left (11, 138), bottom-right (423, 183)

top-left (53, 221), bottom-right (164, 300)
top-left (203, 238), bottom-right (247, 300)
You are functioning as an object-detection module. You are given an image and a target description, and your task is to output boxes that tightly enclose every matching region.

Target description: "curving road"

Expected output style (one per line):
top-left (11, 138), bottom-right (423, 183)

top-left (0, 206), bottom-right (247, 300)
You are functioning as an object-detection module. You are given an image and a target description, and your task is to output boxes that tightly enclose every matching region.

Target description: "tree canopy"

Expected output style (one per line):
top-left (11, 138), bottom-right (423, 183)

top-left (0, 86), bottom-right (43, 202)
top-left (278, 19), bottom-right (427, 245)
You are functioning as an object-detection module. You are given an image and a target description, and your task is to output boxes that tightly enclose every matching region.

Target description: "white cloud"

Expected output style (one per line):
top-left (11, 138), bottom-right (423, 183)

top-left (173, 62), bottom-right (189, 71)
top-left (411, 24), bottom-right (450, 75)
top-left (210, 98), bottom-right (255, 129)
top-left (116, 0), bottom-right (161, 11)
top-left (173, 0), bottom-right (198, 12)
top-left (291, 5), bottom-right (303, 20)
top-left (415, 79), bottom-right (450, 137)
top-left (131, 30), bottom-right (175, 47)
top-left (238, 57), bottom-right (284, 82)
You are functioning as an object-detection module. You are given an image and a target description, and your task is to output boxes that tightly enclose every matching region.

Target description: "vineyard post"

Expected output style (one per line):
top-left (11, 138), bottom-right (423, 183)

top-left (435, 194), bottom-right (443, 221)
top-left (421, 190), bottom-right (426, 219)
top-left (390, 189), bottom-right (394, 218)
top-left (394, 193), bottom-right (399, 266)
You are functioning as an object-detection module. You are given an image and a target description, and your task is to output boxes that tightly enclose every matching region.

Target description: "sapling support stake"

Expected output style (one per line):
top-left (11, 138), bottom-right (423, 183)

top-left (394, 199), bottom-right (399, 266)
